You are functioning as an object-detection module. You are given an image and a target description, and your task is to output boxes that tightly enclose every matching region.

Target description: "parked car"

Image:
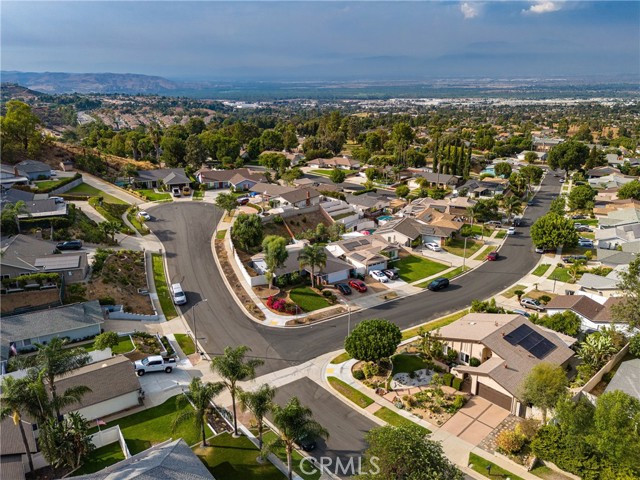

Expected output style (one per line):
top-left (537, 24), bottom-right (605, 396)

top-left (382, 269), bottom-right (399, 280)
top-left (237, 197), bottom-right (250, 205)
top-left (507, 227), bottom-right (516, 235)
top-left (576, 226), bottom-right (592, 232)
top-left (172, 187), bottom-right (181, 197)
top-left (296, 434), bottom-right (317, 452)
top-left (425, 242), bottom-right (442, 252)
top-left (134, 355), bottom-right (177, 376)
top-left (182, 186), bottom-right (191, 195)
top-left (335, 283), bottom-right (352, 295)
top-left (572, 214), bottom-right (586, 220)
top-left (578, 239), bottom-right (594, 247)
top-left (527, 200), bottom-right (535, 206)
top-left (370, 270), bottom-right (389, 283)
top-left (427, 277), bottom-right (450, 291)
top-left (49, 196), bottom-right (65, 204)
top-left (56, 240), bottom-right (82, 250)
top-left (486, 251), bottom-right (499, 261)
top-left (559, 178), bottom-right (565, 183)
top-left (520, 297), bottom-right (546, 312)
top-left (348, 279), bottom-right (368, 292)
top-left (485, 220), bottom-right (502, 227)
top-left (171, 283), bottom-right (187, 305)
top-left (512, 308), bottom-right (531, 318)
top-left (535, 246), bottom-right (545, 254)
top-left (138, 211), bottom-right (151, 221)
top-left (562, 255), bottom-right (588, 264)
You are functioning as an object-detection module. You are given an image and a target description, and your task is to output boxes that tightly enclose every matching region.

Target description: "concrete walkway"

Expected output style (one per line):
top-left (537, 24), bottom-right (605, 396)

top-left (81, 171), bottom-right (143, 205)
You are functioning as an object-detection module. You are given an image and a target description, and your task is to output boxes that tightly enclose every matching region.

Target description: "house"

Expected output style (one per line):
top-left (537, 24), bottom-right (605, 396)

top-left (588, 173), bottom-right (637, 189)
top-left (74, 439), bottom-right (214, 480)
top-left (251, 243), bottom-right (305, 280)
top-left (59, 159), bottom-right (75, 171)
top-left (546, 294), bottom-right (629, 333)
top-left (407, 172), bottom-right (462, 190)
top-left (596, 248), bottom-right (637, 267)
top-left (459, 178), bottom-right (507, 198)
top-left (587, 166), bottom-right (621, 179)
top-left (604, 357), bottom-right (640, 402)
top-left (308, 156), bottom-right (360, 170)
top-left (134, 168), bottom-right (191, 189)
top-left (0, 417), bottom-right (37, 480)
top-left (376, 217), bottom-right (425, 247)
top-left (14, 160), bottom-right (52, 181)
top-left (306, 254), bottom-right (353, 285)
top-left (1, 234), bottom-right (89, 283)
top-left (278, 188), bottom-right (321, 208)
top-left (16, 198), bottom-right (68, 220)
top-left (593, 198), bottom-right (640, 216)
top-left (595, 222), bottom-right (640, 250)
top-left (606, 153), bottom-right (623, 166)
top-left (196, 168), bottom-right (266, 190)
top-left (440, 313), bottom-right (575, 416)
top-left (532, 136), bottom-right (564, 152)
top-left (344, 192), bottom-right (392, 215)
top-left (0, 164), bottom-right (29, 189)
top-left (597, 206), bottom-right (640, 228)
top-left (327, 235), bottom-right (399, 274)
top-left (376, 214), bottom-right (461, 248)
top-left (0, 300), bottom-right (104, 363)
top-left (55, 355), bottom-right (141, 420)
top-left (0, 187), bottom-right (34, 206)
top-left (577, 264), bottom-right (627, 297)
top-left (402, 196), bottom-right (476, 218)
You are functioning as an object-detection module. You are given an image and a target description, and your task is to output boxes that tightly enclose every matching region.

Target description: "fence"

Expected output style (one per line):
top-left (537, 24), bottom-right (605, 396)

top-left (107, 310), bottom-right (160, 322)
top-left (51, 176), bottom-right (84, 194)
top-left (90, 425), bottom-right (131, 458)
top-left (233, 248), bottom-right (268, 287)
top-left (572, 342), bottom-right (630, 402)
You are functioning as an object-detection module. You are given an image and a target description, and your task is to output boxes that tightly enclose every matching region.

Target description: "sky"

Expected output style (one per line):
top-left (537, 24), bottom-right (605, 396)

top-left (1, 1), bottom-right (639, 81)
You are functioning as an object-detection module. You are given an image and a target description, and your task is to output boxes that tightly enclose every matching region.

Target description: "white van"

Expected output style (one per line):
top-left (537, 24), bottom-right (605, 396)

top-left (171, 283), bottom-right (187, 305)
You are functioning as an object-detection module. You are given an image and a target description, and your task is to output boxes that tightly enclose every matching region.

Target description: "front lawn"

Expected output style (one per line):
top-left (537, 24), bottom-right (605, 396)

top-left (262, 431), bottom-right (321, 480)
top-left (216, 229), bottom-right (227, 240)
top-left (468, 453), bottom-right (524, 480)
top-left (151, 253), bottom-right (178, 319)
top-left (289, 287), bottom-right (331, 312)
top-left (67, 183), bottom-right (129, 205)
top-left (71, 442), bottom-right (125, 476)
top-left (126, 209), bottom-right (150, 235)
top-left (391, 354), bottom-right (428, 375)
top-left (394, 255), bottom-right (449, 282)
top-left (309, 169), bottom-right (334, 176)
top-left (444, 238), bottom-right (483, 258)
top-left (195, 433), bottom-right (284, 480)
top-left (193, 189), bottom-right (205, 200)
top-left (330, 352), bottom-right (352, 364)
top-left (474, 245), bottom-right (494, 260)
top-left (401, 309), bottom-right (469, 340)
top-left (503, 284), bottom-right (527, 299)
top-left (175, 333), bottom-right (196, 356)
top-left (138, 189), bottom-right (172, 201)
top-left (82, 336), bottom-right (134, 355)
top-left (548, 266), bottom-right (572, 283)
top-left (89, 396), bottom-right (211, 455)
top-left (532, 264), bottom-right (552, 276)
top-left (34, 179), bottom-right (66, 191)
top-left (373, 407), bottom-right (431, 434)
top-left (327, 377), bottom-right (374, 408)
top-left (495, 230), bottom-right (507, 239)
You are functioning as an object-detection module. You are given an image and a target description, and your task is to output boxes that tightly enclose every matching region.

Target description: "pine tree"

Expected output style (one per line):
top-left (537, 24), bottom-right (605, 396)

top-left (463, 144), bottom-right (472, 179)
top-left (432, 137), bottom-right (440, 173)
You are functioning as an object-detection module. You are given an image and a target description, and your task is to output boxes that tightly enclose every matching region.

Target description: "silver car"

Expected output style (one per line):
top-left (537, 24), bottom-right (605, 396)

top-left (520, 297), bottom-right (546, 312)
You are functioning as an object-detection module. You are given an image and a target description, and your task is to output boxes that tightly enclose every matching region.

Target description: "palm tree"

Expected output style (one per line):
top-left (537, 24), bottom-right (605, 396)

top-left (0, 376), bottom-right (38, 473)
top-left (210, 345), bottom-right (264, 436)
top-left (466, 203), bottom-right (482, 239)
top-left (1, 200), bottom-right (29, 234)
top-left (239, 384), bottom-right (276, 450)
top-left (173, 377), bottom-right (224, 446)
top-left (297, 244), bottom-right (327, 288)
top-left (503, 196), bottom-right (523, 222)
top-left (99, 221), bottom-right (121, 243)
top-left (263, 397), bottom-right (329, 480)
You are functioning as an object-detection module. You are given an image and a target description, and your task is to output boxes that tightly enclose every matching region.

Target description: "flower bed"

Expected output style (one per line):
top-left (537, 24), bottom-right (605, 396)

top-left (266, 295), bottom-right (299, 314)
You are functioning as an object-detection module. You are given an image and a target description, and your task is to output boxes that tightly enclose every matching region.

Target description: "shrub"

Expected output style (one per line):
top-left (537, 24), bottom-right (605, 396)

top-left (273, 215), bottom-right (284, 224)
top-left (629, 333), bottom-right (640, 358)
top-left (353, 369), bottom-right (365, 381)
top-left (98, 296), bottom-right (115, 305)
top-left (452, 395), bottom-right (467, 410)
top-left (515, 418), bottom-right (540, 440)
top-left (452, 377), bottom-right (463, 390)
top-left (446, 349), bottom-right (458, 363)
top-left (322, 290), bottom-right (333, 298)
top-left (496, 429), bottom-right (526, 455)
top-left (469, 357), bottom-right (481, 367)
top-left (344, 319), bottom-right (402, 363)
top-left (442, 373), bottom-right (454, 387)
top-left (363, 362), bottom-right (380, 379)
top-left (539, 295), bottom-right (552, 304)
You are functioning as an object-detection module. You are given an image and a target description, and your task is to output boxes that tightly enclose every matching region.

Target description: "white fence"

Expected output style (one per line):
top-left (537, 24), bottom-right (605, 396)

top-left (90, 425), bottom-right (131, 458)
top-left (572, 342), bottom-right (630, 402)
top-left (108, 311), bottom-right (160, 321)
top-left (233, 248), bottom-right (268, 287)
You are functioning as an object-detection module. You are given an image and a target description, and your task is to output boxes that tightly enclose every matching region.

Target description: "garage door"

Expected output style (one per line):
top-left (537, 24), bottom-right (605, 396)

top-left (477, 383), bottom-right (512, 411)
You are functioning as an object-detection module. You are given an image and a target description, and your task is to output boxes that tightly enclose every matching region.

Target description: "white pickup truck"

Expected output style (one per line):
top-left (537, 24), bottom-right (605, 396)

top-left (134, 355), bottom-right (177, 376)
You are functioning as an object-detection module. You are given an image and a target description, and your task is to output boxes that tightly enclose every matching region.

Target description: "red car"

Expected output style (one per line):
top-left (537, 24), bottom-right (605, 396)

top-left (486, 251), bottom-right (499, 261)
top-left (348, 279), bottom-right (368, 293)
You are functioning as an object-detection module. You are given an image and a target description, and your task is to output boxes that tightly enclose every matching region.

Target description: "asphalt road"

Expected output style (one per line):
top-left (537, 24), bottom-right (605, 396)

top-left (148, 172), bottom-right (560, 375)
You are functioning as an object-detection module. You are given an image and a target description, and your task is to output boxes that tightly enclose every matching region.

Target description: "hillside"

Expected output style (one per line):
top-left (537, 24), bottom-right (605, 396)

top-left (1, 71), bottom-right (180, 94)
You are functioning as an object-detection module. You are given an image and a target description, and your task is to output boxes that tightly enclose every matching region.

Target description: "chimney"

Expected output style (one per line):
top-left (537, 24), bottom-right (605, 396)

top-left (306, 190), bottom-right (310, 206)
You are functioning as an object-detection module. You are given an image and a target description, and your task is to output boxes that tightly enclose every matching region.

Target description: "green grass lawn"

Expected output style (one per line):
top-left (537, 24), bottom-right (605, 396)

top-left (401, 309), bottom-right (469, 340)
top-left (152, 253), bottom-right (178, 319)
top-left (444, 238), bottom-right (483, 258)
top-left (391, 353), bottom-right (428, 375)
top-left (468, 453), bottom-right (524, 480)
top-left (503, 284), bottom-right (527, 299)
top-left (262, 431), bottom-right (321, 480)
top-left (82, 336), bottom-right (134, 354)
top-left (548, 266), bottom-right (572, 283)
top-left (89, 396), bottom-right (211, 455)
top-left (216, 229), bottom-right (227, 240)
top-left (394, 255), bottom-right (449, 282)
top-left (126, 210), bottom-right (150, 235)
top-left (530, 465), bottom-right (575, 479)
top-left (193, 190), bottom-right (205, 200)
top-left (138, 189), bottom-right (172, 201)
top-left (195, 433), bottom-right (284, 480)
top-left (327, 377), bottom-right (374, 408)
top-left (373, 407), bottom-right (431, 435)
top-left (330, 352), bottom-right (352, 364)
top-left (72, 442), bottom-right (125, 476)
top-left (532, 264), bottom-right (552, 276)
top-left (474, 245), bottom-right (495, 260)
top-left (495, 230), bottom-right (507, 239)
top-left (289, 287), bottom-right (331, 312)
top-left (175, 333), bottom-right (196, 355)
top-left (34, 179), bottom-right (66, 191)
top-left (310, 169), bottom-right (334, 176)
top-left (67, 183), bottom-right (129, 205)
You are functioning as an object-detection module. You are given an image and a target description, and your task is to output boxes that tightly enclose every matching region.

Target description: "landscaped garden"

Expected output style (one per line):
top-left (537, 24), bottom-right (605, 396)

top-left (394, 255), bottom-right (449, 282)
top-left (373, 406), bottom-right (430, 435)
top-left (67, 183), bottom-right (129, 204)
top-left (548, 266), bottom-right (572, 283)
top-left (175, 333), bottom-right (196, 355)
top-left (151, 253), bottom-right (178, 319)
top-left (289, 286), bottom-right (331, 312)
top-left (391, 353), bottom-right (429, 375)
top-left (137, 188), bottom-right (172, 201)
top-left (82, 335), bottom-right (134, 355)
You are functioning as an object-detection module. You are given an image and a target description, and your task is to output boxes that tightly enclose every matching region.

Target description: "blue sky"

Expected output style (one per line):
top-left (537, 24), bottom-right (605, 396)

top-left (1, 1), bottom-right (638, 80)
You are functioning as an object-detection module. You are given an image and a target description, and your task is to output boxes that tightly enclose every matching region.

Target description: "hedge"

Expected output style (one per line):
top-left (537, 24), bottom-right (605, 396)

top-left (58, 193), bottom-right (91, 201)
top-left (452, 377), bottom-right (463, 390)
top-left (35, 173), bottom-right (82, 193)
top-left (2, 273), bottom-right (60, 288)
top-left (19, 216), bottom-right (72, 230)
top-left (443, 373), bottom-right (454, 387)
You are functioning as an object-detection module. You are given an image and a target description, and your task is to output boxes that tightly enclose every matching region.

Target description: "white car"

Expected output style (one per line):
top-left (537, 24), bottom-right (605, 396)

top-left (138, 211), bottom-right (151, 221)
top-left (425, 242), bottom-right (442, 252)
top-left (507, 227), bottom-right (516, 235)
top-left (370, 270), bottom-right (389, 283)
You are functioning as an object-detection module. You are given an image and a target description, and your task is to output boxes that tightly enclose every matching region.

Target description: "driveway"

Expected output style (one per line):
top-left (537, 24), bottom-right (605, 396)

top-left (439, 396), bottom-right (510, 446)
top-left (81, 172), bottom-right (142, 205)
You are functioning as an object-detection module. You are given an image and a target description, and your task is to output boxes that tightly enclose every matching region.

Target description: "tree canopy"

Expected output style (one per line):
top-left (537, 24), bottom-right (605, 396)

top-left (530, 213), bottom-right (579, 249)
top-left (568, 184), bottom-right (596, 211)
top-left (548, 141), bottom-right (589, 175)
top-left (344, 319), bottom-right (402, 363)
top-left (262, 235), bottom-right (289, 289)
top-left (232, 213), bottom-right (263, 252)
top-left (611, 256), bottom-right (640, 330)
top-left (0, 100), bottom-right (43, 160)
top-left (617, 180), bottom-right (640, 200)
top-left (519, 362), bottom-right (568, 424)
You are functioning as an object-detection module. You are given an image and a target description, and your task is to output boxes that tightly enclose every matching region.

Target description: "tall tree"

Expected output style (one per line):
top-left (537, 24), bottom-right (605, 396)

top-left (548, 141), bottom-right (590, 176)
top-left (39, 412), bottom-right (94, 471)
top-left (262, 235), bottom-right (289, 289)
top-left (530, 213), bottom-right (579, 250)
top-left (494, 161), bottom-right (512, 178)
top-left (263, 397), bottom-right (329, 480)
top-left (503, 196), bottom-right (523, 221)
top-left (330, 168), bottom-right (346, 184)
top-left (568, 185), bottom-right (596, 211)
top-left (0, 100), bottom-right (43, 160)
top-left (231, 213), bottom-right (263, 252)
top-left (185, 134), bottom-right (207, 168)
top-left (215, 192), bottom-right (238, 214)
top-left (1, 200), bottom-right (29, 234)
top-left (611, 257), bottom-right (640, 330)
top-left (239, 384), bottom-right (276, 450)
top-left (519, 363), bottom-right (568, 423)
top-left (173, 377), bottom-right (224, 446)
top-left (209, 345), bottom-right (264, 436)
top-left (345, 319), bottom-right (402, 364)
top-left (297, 244), bottom-right (327, 288)
top-left (617, 180), bottom-right (640, 201)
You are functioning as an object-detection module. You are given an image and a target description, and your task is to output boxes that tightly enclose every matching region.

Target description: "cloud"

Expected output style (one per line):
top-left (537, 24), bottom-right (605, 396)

top-left (460, 2), bottom-right (480, 19)
top-left (523, 1), bottom-right (562, 15)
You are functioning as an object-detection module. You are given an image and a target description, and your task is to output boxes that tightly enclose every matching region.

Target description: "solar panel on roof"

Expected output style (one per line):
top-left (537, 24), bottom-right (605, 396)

top-left (504, 324), bottom-right (557, 359)
top-left (519, 330), bottom-right (545, 350)
top-left (529, 339), bottom-right (557, 359)
top-left (504, 324), bottom-right (532, 345)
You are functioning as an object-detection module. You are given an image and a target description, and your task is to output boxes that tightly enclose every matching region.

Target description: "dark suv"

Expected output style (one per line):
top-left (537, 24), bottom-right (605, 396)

top-left (428, 277), bottom-right (450, 291)
top-left (56, 240), bottom-right (83, 250)
top-left (335, 283), bottom-right (352, 295)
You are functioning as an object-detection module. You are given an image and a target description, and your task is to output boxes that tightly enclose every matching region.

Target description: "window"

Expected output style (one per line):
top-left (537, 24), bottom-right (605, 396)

top-left (460, 352), bottom-right (470, 363)
top-left (23, 339), bottom-right (32, 347)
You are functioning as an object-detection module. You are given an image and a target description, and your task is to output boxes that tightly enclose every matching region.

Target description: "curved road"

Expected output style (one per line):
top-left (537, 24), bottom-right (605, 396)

top-left (148, 173), bottom-right (559, 375)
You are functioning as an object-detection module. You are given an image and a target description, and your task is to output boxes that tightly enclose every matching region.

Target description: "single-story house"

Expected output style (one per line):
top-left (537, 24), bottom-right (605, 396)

top-left (375, 217), bottom-right (424, 247)
top-left (196, 168), bottom-right (266, 190)
top-left (588, 173), bottom-right (637, 189)
top-left (14, 160), bottom-right (52, 181)
top-left (595, 222), bottom-right (640, 250)
top-left (594, 198), bottom-right (640, 216)
top-left (533, 136), bottom-right (564, 152)
top-left (587, 166), bottom-right (621, 179)
top-left (459, 179), bottom-right (507, 198)
top-left (327, 235), bottom-right (399, 274)
top-left (0, 187), bottom-right (34, 207)
top-left (402, 196), bottom-right (476, 218)
top-left (344, 192), bottom-right (392, 215)
top-left (251, 243), bottom-right (306, 279)
top-left (305, 254), bottom-right (353, 285)
top-left (606, 153), bottom-right (623, 166)
top-left (308, 157), bottom-right (360, 170)
top-left (1, 234), bottom-right (89, 283)
top-left (596, 248), bottom-right (637, 267)
top-left (407, 172), bottom-right (462, 190)
top-left (604, 357), bottom-right (640, 402)
top-left (597, 207), bottom-right (640, 228)
top-left (577, 273), bottom-right (623, 297)
top-left (440, 313), bottom-right (575, 416)
top-left (134, 168), bottom-right (191, 189)
top-left (0, 417), bottom-right (37, 480)
top-left (516, 151), bottom-right (547, 162)
top-left (0, 164), bottom-right (29, 189)
top-left (376, 214), bottom-right (462, 248)
top-left (74, 439), bottom-right (214, 480)
top-left (415, 208), bottom-right (465, 245)
top-left (1, 300), bottom-right (104, 362)
top-left (278, 188), bottom-right (321, 208)
top-left (56, 355), bottom-right (141, 420)
top-left (546, 294), bottom-right (628, 333)
top-left (16, 199), bottom-right (68, 220)
top-left (621, 240), bottom-right (640, 254)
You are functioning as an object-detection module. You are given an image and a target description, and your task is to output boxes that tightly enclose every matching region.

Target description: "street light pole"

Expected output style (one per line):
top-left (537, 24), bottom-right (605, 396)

top-left (193, 298), bottom-right (208, 355)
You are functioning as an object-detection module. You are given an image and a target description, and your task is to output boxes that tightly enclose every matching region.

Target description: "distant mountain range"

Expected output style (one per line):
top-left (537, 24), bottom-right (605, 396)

top-left (1, 71), bottom-right (180, 94)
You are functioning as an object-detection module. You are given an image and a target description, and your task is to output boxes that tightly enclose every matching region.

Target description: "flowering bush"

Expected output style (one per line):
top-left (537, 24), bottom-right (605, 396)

top-left (496, 429), bottom-right (526, 454)
top-left (267, 296), bottom-right (298, 314)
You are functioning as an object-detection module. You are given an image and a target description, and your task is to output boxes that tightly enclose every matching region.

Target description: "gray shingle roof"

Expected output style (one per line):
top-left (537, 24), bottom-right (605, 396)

top-left (15, 160), bottom-right (51, 174)
top-left (136, 168), bottom-right (190, 186)
top-left (1, 418), bottom-right (37, 456)
top-left (604, 357), bottom-right (640, 401)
